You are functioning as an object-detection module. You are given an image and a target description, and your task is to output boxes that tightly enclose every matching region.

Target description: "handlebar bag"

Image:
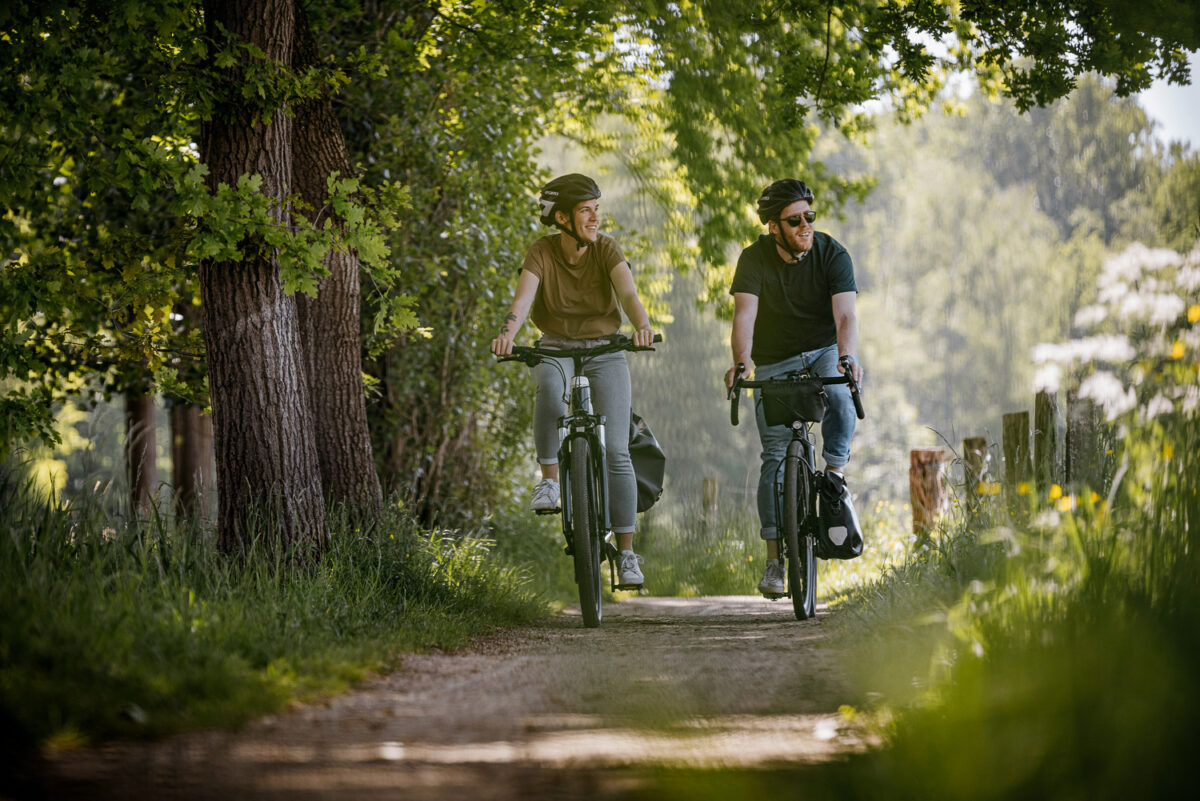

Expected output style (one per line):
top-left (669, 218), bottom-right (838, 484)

top-left (760, 378), bottom-right (827, 427)
top-left (629, 411), bottom-right (666, 512)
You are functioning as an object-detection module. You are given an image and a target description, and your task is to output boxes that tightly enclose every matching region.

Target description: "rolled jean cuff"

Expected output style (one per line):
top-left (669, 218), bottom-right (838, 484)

top-left (611, 525), bottom-right (636, 535)
top-left (822, 450), bottom-right (847, 469)
top-left (759, 525), bottom-right (778, 541)
top-left (537, 457), bottom-right (558, 465)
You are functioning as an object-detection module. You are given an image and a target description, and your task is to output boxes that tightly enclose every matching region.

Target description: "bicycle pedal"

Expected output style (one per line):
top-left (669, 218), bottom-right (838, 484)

top-left (614, 583), bottom-right (643, 591)
top-left (534, 507), bottom-right (561, 516)
top-left (761, 592), bottom-right (786, 600)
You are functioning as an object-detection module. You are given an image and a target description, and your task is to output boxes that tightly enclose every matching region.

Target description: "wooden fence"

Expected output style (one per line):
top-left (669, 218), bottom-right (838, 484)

top-left (908, 389), bottom-right (1117, 536)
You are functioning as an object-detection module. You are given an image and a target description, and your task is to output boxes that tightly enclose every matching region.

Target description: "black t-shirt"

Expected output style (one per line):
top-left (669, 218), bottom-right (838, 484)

top-left (730, 232), bottom-right (857, 365)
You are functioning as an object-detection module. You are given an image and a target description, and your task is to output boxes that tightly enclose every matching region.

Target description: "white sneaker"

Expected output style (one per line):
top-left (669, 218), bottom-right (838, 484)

top-left (757, 558), bottom-right (785, 596)
top-left (617, 549), bottom-right (645, 588)
top-left (529, 478), bottom-right (560, 512)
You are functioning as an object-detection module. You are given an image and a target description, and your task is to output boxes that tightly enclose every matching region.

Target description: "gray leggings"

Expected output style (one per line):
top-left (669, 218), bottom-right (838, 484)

top-left (534, 350), bottom-right (636, 534)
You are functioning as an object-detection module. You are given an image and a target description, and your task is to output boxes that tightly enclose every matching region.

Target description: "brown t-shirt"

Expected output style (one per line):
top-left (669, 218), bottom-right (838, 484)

top-left (521, 232), bottom-right (626, 340)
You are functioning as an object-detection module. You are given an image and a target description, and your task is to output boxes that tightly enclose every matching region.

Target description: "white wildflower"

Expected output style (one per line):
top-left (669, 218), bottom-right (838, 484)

top-left (1143, 393), bottom-right (1174, 419)
top-left (1031, 335), bottom-right (1135, 367)
top-left (1183, 385), bottom-right (1200, 415)
top-left (1073, 304), bottom-right (1108, 328)
top-left (1116, 291), bottom-right (1186, 325)
top-left (1177, 264), bottom-right (1200, 293)
top-left (1078, 371), bottom-right (1137, 420)
top-left (1033, 362), bottom-right (1062, 393)
top-left (1100, 243), bottom-right (1183, 288)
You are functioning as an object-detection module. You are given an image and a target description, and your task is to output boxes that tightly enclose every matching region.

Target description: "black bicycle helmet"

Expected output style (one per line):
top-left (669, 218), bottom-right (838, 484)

top-left (756, 178), bottom-right (814, 224)
top-left (538, 173), bottom-right (601, 226)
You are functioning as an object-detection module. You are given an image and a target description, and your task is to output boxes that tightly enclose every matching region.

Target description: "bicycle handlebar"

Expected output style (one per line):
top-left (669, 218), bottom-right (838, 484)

top-left (728, 361), bottom-right (865, 426)
top-left (497, 333), bottom-right (662, 367)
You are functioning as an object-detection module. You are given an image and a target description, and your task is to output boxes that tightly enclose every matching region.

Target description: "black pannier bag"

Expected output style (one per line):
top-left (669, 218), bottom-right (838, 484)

top-left (760, 376), bottom-right (827, 427)
top-left (628, 411), bottom-right (665, 512)
top-left (816, 471), bottom-right (863, 560)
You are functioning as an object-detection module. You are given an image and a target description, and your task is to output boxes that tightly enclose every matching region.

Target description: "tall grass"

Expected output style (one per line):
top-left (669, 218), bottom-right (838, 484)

top-left (490, 489), bottom-right (916, 602)
top-left (0, 473), bottom-right (544, 750)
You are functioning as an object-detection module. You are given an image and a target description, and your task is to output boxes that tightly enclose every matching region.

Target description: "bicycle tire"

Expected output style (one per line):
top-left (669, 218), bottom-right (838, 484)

top-left (783, 440), bottom-right (817, 620)
top-left (571, 439), bottom-right (603, 628)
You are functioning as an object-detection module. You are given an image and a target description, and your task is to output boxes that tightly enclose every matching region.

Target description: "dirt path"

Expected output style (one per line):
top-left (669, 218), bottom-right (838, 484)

top-left (35, 596), bottom-right (871, 800)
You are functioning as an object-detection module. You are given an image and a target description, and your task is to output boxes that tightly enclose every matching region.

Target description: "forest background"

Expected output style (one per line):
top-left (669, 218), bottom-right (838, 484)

top-left (6, 1), bottom-right (1197, 536)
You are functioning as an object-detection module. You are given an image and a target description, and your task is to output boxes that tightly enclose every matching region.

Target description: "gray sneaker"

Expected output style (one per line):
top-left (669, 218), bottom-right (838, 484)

top-left (757, 558), bottom-right (785, 597)
top-left (529, 478), bottom-right (560, 512)
top-left (617, 549), bottom-right (645, 589)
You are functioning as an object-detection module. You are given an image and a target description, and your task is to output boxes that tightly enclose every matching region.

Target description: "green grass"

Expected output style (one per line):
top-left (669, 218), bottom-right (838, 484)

top-left (0, 475), bottom-right (545, 749)
top-left (490, 490), bottom-right (917, 602)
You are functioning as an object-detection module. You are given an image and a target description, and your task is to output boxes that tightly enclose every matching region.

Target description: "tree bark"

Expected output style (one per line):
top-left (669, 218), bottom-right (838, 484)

top-left (200, 0), bottom-right (326, 556)
top-left (171, 403), bottom-right (214, 521)
top-left (291, 6), bottom-right (383, 521)
top-left (124, 390), bottom-right (157, 515)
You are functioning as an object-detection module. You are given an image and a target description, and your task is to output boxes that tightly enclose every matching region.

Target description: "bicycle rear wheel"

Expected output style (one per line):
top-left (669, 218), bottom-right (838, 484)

top-left (783, 440), bottom-right (817, 620)
top-left (570, 439), bottom-right (603, 628)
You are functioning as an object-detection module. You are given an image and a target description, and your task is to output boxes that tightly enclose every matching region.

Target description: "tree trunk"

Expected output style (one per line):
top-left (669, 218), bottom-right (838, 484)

top-left (124, 390), bottom-right (157, 515)
top-left (200, 0), bottom-right (326, 556)
top-left (291, 6), bottom-right (383, 521)
top-left (171, 403), bottom-right (214, 521)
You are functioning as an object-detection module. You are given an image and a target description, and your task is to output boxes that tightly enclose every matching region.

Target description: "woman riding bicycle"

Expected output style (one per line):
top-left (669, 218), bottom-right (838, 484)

top-left (490, 173), bottom-right (655, 589)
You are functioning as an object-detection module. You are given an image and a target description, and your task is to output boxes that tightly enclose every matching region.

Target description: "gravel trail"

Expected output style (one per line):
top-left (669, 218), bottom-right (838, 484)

top-left (34, 596), bottom-right (870, 800)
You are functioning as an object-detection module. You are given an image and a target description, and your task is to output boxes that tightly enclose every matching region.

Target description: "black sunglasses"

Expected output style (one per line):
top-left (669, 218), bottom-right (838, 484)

top-left (781, 211), bottom-right (816, 227)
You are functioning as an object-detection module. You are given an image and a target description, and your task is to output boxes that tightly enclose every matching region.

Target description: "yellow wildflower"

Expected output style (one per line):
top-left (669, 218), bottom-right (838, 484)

top-left (1189, 305), bottom-right (1200, 324)
top-left (1172, 341), bottom-right (1186, 359)
top-left (1048, 484), bottom-right (1063, 500)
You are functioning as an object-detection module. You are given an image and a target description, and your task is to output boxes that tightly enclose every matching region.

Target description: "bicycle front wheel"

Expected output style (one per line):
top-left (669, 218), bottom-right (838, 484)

top-left (783, 440), bottom-right (817, 620)
top-left (570, 439), bottom-right (603, 628)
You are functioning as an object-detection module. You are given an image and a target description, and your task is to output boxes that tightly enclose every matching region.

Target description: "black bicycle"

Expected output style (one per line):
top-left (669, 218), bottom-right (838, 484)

top-left (498, 334), bottom-right (660, 628)
top-left (728, 359), bottom-right (864, 620)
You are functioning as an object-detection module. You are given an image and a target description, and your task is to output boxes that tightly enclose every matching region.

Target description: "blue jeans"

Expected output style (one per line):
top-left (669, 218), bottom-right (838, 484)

top-left (753, 345), bottom-right (855, 540)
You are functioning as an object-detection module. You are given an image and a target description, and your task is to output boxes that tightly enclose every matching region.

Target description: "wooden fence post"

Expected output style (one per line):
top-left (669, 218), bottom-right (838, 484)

top-left (1034, 390), bottom-right (1059, 494)
top-left (702, 477), bottom-right (719, 515)
top-left (1002, 411), bottom-right (1032, 489)
top-left (1065, 389), bottom-right (1115, 493)
top-left (962, 436), bottom-right (989, 512)
top-left (910, 447), bottom-right (951, 540)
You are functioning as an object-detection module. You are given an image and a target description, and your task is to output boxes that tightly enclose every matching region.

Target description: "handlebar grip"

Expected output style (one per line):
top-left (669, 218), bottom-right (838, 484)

top-left (728, 362), bottom-right (746, 425)
top-left (851, 383), bottom-right (865, 420)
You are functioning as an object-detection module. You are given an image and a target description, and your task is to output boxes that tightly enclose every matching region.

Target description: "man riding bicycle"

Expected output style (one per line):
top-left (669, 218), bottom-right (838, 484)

top-left (724, 179), bottom-right (865, 598)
